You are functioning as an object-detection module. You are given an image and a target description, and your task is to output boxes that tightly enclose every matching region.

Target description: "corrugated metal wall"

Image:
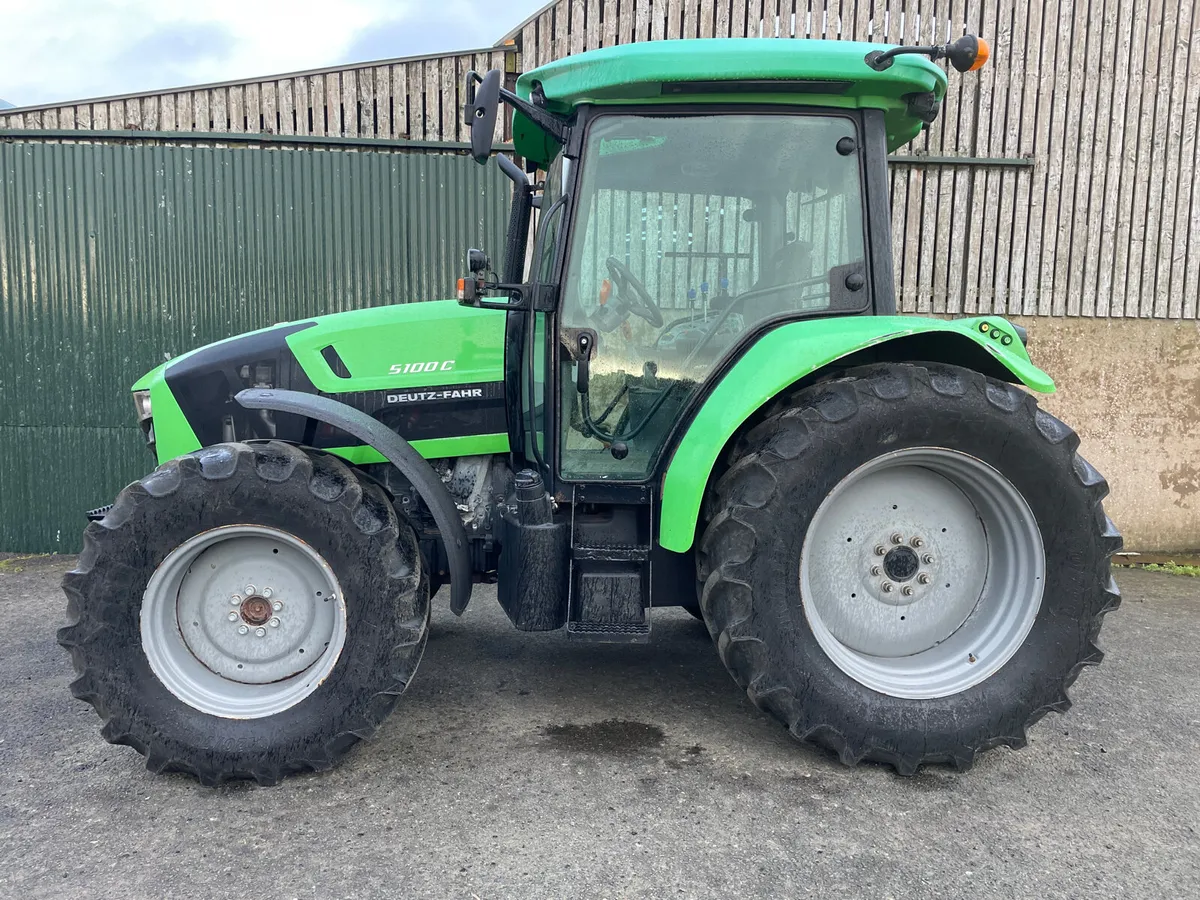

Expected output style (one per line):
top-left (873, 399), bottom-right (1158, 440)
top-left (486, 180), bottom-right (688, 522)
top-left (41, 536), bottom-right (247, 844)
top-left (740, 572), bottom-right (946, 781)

top-left (0, 138), bottom-right (510, 552)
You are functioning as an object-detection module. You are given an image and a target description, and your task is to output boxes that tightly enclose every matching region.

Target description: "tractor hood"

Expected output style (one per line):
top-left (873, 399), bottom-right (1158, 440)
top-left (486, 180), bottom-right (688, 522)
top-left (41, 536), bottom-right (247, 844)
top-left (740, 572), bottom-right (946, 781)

top-left (133, 300), bottom-right (510, 463)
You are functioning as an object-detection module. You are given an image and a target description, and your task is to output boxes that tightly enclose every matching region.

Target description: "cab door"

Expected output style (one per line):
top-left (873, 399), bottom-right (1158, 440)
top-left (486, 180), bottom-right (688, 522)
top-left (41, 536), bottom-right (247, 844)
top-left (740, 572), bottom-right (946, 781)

top-left (514, 153), bottom-right (568, 477)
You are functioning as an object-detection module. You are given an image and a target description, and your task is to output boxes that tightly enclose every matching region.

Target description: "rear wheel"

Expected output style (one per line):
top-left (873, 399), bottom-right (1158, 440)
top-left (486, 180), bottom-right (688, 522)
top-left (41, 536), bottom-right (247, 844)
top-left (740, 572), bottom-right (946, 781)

top-left (697, 363), bottom-right (1121, 773)
top-left (59, 441), bottom-right (429, 785)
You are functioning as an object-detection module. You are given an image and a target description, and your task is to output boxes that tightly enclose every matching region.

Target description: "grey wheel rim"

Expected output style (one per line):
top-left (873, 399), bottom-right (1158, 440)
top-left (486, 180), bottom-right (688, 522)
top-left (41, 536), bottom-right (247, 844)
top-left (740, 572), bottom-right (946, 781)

top-left (799, 447), bottom-right (1045, 700)
top-left (141, 525), bottom-right (347, 719)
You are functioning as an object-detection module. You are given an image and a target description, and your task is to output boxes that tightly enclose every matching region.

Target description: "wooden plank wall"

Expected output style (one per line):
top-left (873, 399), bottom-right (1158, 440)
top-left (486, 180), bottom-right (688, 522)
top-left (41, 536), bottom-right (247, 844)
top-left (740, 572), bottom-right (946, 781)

top-left (511, 0), bottom-right (1200, 319)
top-left (2, 2), bottom-right (1197, 318)
top-left (0, 49), bottom-right (513, 145)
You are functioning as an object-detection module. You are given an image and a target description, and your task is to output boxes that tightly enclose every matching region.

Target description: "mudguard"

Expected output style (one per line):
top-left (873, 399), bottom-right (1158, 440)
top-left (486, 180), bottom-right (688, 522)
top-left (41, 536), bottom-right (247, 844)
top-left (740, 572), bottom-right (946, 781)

top-left (236, 388), bottom-right (473, 615)
top-left (657, 315), bottom-right (1054, 552)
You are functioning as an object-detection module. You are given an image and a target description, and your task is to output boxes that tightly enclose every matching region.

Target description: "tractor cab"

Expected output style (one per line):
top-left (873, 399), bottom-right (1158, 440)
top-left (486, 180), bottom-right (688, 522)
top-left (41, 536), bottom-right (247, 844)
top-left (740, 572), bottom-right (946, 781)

top-left (459, 38), bottom-right (971, 488)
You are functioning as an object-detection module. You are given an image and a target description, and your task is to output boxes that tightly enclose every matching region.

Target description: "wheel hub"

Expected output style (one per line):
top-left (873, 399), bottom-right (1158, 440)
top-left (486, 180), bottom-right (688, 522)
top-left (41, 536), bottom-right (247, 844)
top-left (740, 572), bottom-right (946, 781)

top-left (239, 595), bottom-right (273, 626)
top-left (141, 525), bottom-right (348, 719)
top-left (882, 545), bottom-right (920, 582)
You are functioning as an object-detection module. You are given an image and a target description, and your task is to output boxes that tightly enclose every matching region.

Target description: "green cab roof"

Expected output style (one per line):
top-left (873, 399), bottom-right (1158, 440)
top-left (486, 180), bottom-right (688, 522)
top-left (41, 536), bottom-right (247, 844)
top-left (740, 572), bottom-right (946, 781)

top-left (514, 38), bottom-right (948, 160)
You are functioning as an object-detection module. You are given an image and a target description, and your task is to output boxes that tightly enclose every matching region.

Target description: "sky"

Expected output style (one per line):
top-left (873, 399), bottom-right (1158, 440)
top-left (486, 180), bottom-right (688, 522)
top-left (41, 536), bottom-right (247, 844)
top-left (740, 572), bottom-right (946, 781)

top-left (0, 0), bottom-right (551, 109)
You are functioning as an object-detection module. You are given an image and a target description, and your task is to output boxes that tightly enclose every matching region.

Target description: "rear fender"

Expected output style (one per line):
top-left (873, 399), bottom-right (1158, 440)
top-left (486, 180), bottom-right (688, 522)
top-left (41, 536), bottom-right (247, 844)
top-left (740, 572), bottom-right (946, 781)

top-left (658, 315), bottom-right (1052, 553)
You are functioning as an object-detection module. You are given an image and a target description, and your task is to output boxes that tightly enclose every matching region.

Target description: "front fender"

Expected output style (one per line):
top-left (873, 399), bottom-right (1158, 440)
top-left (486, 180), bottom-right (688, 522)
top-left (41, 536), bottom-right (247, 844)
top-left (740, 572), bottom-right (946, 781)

top-left (657, 315), bottom-right (1053, 553)
top-left (236, 388), bottom-right (474, 615)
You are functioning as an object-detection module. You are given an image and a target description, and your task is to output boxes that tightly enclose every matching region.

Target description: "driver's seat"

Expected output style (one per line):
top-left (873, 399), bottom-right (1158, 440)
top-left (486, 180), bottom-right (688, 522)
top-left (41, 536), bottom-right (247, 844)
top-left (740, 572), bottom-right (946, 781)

top-left (756, 236), bottom-right (813, 288)
top-left (742, 238), bottom-right (813, 319)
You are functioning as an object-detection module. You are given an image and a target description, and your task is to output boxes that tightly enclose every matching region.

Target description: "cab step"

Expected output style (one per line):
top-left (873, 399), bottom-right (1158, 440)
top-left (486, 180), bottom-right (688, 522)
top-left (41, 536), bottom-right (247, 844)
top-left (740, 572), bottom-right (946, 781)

top-left (566, 620), bottom-right (651, 642)
top-left (567, 501), bottom-right (653, 643)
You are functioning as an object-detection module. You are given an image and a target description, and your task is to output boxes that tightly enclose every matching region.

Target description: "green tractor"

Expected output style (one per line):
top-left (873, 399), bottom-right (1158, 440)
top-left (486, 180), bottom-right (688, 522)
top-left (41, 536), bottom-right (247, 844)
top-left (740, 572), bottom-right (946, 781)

top-left (60, 36), bottom-right (1121, 784)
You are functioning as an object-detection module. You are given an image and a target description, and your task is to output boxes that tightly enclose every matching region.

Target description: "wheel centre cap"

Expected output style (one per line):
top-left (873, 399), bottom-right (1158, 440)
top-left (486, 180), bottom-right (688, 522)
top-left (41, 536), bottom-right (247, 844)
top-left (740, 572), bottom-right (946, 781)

top-left (883, 545), bottom-right (920, 582)
top-left (240, 595), bottom-right (273, 626)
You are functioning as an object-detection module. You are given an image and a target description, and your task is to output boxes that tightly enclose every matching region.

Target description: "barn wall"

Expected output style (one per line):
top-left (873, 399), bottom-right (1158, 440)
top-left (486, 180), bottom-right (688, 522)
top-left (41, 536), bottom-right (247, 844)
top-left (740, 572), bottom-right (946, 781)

top-left (0, 48), bottom-right (516, 144)
top-left (1013, 316), bottom-right (1200, 552)
top-left (0, 137), bottom-right (510, 552)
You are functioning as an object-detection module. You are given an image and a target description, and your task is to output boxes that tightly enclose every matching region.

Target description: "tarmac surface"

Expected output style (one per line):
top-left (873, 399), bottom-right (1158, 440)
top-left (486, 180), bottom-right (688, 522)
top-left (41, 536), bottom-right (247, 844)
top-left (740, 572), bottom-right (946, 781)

top-left (1, 555), bottom-right (1197, 899)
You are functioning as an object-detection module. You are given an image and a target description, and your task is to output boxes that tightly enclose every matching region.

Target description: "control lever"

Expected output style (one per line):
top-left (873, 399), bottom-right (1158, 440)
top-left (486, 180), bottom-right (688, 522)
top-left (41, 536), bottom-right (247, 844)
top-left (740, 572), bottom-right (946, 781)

top-left (575, 329), bottom-right (597, 395)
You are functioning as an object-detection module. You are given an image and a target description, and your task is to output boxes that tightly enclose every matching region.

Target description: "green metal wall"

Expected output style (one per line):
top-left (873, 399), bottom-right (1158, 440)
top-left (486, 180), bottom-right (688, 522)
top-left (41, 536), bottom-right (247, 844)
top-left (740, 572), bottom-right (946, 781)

top-left (0, 138), bottom-right (510, 552)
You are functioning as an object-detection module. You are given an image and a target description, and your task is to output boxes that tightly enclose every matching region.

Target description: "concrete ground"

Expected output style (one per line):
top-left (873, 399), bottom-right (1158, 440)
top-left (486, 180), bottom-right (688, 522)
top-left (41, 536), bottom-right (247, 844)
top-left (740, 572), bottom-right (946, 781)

top-left (0, 557), bottom-right (1197, 900)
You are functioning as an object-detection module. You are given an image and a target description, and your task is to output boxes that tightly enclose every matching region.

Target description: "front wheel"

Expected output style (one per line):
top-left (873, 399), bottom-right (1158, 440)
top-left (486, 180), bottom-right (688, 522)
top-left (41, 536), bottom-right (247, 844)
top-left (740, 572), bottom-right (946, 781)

top-left (698, 363), bottom-right (1121, 773)
top-left (59, 442), bottom-right (429, 785)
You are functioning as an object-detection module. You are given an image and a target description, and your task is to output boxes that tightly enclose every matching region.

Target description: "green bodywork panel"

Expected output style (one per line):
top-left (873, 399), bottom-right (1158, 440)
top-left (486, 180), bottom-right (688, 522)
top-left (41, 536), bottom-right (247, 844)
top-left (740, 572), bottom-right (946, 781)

top-left (657, 315), bottom-right (1052, 552)
top-left (133, 300), bottom-right (510, 465)
top-left (514, 38), bottom-right (948, 163)
top-left (282, 300), bottom-right (505, 393)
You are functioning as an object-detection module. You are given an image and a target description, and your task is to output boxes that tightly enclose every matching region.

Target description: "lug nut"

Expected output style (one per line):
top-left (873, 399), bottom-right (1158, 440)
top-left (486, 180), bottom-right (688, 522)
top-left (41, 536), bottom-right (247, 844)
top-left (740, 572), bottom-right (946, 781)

top-left (922, 554), bottom-right (935, 564)
top-left (272, 600), bottom-right (283, 611)
top-left (255, 627), bottom-right (266, 637)
top-left (891, 533), bottom-right (904, 545)
top-left (269, 617), bottom-right (281, 628)
top-left (911, 537), bottom-right (924, 548)
top-left (263, 587), bottom-right (273, 599)
top-left (902, 586), bottom-right (915, 596)
top-left (227, 611), bottom-right (238, 622)
top-left (874, 545), bottom-right (887, 556)
top-left (245, 585), bottom-right (257, 596)
top-left (870, 565), bottom-right (882, 576)
top-left (881, 582), bottom-right (894, 593)
top-left (237, 625), bottom-right (249, 635)
top-left (230, 594), bottom-right (242, 605)
top-left (918, 573), bottom-right (932, 585)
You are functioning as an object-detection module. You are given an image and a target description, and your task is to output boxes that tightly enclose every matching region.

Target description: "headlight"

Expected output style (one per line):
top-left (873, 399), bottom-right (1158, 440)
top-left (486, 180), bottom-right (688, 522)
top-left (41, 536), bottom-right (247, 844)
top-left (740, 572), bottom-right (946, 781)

top-left (133, 390), bottom-right (152, 422)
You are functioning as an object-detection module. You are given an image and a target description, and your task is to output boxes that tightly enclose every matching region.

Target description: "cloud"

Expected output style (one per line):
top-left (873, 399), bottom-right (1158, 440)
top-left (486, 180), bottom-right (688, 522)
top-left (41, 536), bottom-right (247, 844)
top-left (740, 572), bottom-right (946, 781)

top-left (341, 4), bottom-right (502, 63)
top-left (0, 0), bottom-right (553, 109)
top-left (108, 21), bottom-right (240, 90)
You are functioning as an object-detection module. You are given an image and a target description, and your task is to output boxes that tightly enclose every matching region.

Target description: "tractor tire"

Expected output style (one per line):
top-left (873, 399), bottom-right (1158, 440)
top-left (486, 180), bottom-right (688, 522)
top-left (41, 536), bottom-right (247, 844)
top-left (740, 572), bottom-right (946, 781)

top-left (697, 363), bottom-right (1121, 774)
top-left (59, 441), bottom-right (429, 786)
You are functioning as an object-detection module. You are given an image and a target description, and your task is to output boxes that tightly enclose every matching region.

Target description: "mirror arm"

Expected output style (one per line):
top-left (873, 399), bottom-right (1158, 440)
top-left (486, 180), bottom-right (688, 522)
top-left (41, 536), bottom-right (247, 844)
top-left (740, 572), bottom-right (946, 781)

top-left (498, 86), bottom-right (569, 144)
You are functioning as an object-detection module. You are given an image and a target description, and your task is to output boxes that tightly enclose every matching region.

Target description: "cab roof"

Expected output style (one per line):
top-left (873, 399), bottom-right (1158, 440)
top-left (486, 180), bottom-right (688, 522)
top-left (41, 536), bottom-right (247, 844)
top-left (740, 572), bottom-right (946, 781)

top-left (514, 38), bottom-right (948, 159)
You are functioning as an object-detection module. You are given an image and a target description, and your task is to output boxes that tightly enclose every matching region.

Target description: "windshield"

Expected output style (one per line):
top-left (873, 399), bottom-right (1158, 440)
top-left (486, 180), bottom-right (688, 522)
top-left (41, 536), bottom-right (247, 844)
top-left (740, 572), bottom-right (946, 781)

top-left (558, 112), bottom-right (867, 481)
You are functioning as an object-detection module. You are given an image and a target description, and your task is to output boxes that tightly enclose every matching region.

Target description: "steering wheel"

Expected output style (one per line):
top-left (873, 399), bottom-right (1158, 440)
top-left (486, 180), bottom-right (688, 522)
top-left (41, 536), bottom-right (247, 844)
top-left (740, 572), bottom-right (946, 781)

top-left (604, 257), bottom-right (663, 327)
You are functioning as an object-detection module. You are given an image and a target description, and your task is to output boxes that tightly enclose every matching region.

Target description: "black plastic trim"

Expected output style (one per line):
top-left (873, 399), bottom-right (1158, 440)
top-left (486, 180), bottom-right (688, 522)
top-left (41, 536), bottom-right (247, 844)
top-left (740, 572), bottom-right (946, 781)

top-left (235, 388), bottom-right (473, 616)
top-left (862, 108), bottom-right (897, 315)
top-left (165, 322), bottom-right (316, 448)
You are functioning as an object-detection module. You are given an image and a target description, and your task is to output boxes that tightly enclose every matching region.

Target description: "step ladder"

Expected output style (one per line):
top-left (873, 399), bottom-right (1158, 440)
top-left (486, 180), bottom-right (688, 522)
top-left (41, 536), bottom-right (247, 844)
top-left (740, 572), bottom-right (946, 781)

top-left (566, 495), bottom-right (653, 643)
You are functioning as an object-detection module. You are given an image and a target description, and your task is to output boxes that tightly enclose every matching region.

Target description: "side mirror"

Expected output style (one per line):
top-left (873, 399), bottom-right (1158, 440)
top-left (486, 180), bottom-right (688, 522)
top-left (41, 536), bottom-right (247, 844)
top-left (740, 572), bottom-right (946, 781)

top-left (457, 249), bottom-right (490, 305)
top-left (463, 70), bottom-right (501, 165)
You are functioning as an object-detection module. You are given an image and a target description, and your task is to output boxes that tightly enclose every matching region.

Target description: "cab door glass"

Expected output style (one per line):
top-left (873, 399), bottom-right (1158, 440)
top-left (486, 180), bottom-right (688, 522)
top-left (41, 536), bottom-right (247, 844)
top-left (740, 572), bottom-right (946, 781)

top-left (522, 154), bottom-right (566, 462)
top-left (558, 113), bottom-right (866, 480)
